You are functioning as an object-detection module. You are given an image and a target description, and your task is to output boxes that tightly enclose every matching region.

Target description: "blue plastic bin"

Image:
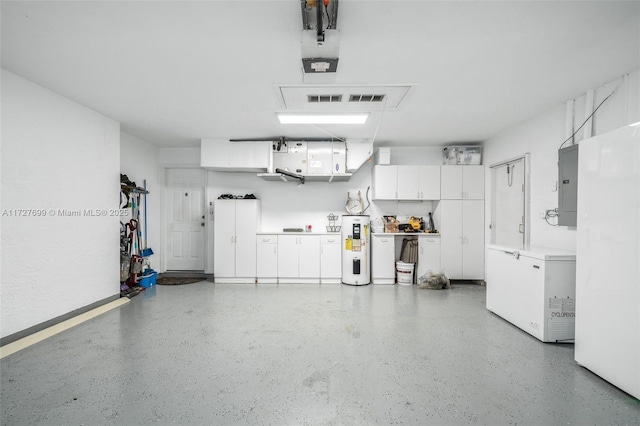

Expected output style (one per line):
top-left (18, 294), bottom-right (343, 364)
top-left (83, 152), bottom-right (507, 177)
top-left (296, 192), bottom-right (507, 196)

top-left (139, 270), bottom-right (157, 288)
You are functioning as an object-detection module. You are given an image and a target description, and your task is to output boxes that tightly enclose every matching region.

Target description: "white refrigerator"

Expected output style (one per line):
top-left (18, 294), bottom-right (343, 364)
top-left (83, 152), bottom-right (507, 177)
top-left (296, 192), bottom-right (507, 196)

top-left (342, 215), bottom-right (370, 285)
top-left (575, 123), bottom-right (640, 399)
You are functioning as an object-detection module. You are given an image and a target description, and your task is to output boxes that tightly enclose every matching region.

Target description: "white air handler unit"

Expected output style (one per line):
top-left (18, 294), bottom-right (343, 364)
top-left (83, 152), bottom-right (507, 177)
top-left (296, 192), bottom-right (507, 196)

top-left (341, 215), bottom-right (370, 285)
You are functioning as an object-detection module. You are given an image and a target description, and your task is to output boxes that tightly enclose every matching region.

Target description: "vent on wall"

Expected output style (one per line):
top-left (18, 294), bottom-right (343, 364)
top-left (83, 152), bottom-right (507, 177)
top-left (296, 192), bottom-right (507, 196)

top-left (308, 94), bottom-right (343, 103)
top-left (349, 94), bottom-right (386, 103)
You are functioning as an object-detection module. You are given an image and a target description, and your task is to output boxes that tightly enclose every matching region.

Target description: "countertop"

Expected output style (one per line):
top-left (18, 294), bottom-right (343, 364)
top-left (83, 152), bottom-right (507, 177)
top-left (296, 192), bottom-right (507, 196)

top-left (372, 232), bottom-right (441, 237)
top-left (257, 231), bottom-right (341, 236)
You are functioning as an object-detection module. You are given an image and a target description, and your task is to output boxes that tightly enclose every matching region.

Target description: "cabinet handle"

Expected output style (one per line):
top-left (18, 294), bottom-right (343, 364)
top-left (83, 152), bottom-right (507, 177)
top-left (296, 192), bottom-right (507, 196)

top-left (274, 246), bottom-right (277, 254)
top-left (231, 236), bottom-right (234, 243)
top-left (533, 265), bottom-right (540, 269)
top-left (381, 238), bottom-right (388, 242)
top-left (327, 239), bottom-right (335, 242)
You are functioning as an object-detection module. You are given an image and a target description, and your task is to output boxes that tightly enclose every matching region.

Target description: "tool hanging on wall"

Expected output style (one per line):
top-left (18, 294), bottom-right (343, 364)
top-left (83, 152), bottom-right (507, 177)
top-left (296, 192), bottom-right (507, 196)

top-left (141, 179), bottom-right (154, 257)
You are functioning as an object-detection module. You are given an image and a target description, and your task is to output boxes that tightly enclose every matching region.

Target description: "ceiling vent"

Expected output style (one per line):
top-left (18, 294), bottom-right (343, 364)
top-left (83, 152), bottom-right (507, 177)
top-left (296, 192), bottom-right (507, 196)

top-left (276, 84), bottom-right (415, 111)
top-left (308, 94), bottom-right (343, 103)
top-left (349, 94), bottom-right (386, 103)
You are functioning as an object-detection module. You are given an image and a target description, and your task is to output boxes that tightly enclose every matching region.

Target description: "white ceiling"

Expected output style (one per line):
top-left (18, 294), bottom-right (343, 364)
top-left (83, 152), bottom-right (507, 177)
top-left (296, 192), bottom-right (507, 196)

top-left (2, 1), bottom-right (638, 147)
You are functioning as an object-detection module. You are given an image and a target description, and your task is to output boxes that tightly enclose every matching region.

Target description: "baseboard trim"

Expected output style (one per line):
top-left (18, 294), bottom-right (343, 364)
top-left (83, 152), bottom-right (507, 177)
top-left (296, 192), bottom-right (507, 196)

top-left (0, 294), bottom-right (122, 348)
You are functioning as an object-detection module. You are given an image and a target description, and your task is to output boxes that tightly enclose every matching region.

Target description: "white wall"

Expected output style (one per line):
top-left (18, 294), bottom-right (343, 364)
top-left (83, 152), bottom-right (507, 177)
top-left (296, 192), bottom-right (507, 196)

top-left (1, 70), bottom-right (120, 338)
top-left (120, 133), bottom-right (161, 270)
top-left (483, 69), bottom-right (640, 251)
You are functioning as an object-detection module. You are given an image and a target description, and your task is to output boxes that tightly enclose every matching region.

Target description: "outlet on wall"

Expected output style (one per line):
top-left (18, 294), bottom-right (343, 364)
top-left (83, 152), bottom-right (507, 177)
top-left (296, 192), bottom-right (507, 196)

top-left (551, 180), bottom-right (558, 192)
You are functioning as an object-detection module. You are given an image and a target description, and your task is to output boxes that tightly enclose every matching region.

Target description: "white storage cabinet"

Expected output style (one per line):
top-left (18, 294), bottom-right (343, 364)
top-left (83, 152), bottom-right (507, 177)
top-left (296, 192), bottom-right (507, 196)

top-left (486, 244), bottom-right (576, 343)
top-left (371, 234), bottom-right (396, 284)
top-left (277, 234), bottom-right (320, 283)
top-left (436, 199), bottom-right (484, 280)
top-left (214, 199), bottom-right (261, 283)
top-left (256, 234), bottom-right (278, 283)
top-left (201, 139), bottom-right (270, 172)
top-left (372, 165), bottom-right (398, 200)
top-left (320, 235), bottom-right (342, 283)
top-left (397, 165), bottom-right (441, 200)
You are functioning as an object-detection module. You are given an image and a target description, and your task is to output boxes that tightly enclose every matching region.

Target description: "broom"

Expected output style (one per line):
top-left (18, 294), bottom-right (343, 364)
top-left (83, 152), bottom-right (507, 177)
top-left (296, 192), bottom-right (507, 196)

top-left (141, 179), bottom-right (154, 257)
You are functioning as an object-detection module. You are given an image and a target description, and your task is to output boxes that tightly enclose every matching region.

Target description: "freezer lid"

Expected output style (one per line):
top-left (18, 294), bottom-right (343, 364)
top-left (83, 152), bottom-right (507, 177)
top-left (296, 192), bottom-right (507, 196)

top-left (487, 244), bottom-right (576, 261)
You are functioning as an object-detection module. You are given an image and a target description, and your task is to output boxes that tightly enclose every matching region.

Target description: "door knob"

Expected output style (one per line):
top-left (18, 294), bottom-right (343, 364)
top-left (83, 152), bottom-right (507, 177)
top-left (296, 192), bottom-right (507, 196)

top-left (201, 222), bottom-right (205, 227)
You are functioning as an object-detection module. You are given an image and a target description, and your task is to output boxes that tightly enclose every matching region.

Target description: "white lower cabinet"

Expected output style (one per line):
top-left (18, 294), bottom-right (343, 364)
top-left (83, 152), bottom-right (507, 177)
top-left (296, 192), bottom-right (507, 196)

top-left (320, 235), bottom-right (341, 283)
top-left (256, 235), bottom-right (278, 283)
top-left (277, 235), bottom-right (320, 283)
top-left (417, 236), bottom-right (441, 278)
top-left (371, 235), bottom-right (396, 284)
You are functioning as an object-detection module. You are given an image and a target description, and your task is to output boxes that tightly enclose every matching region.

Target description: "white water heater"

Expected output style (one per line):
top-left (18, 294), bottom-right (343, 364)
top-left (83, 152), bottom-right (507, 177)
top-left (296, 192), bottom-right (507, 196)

top-left (342, 215), bottom-right (370, 286)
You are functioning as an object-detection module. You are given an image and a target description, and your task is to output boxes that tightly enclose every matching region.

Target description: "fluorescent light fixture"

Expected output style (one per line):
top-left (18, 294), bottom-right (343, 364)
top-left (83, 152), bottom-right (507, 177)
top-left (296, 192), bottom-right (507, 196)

top-left (277, 113), bottom-right (368, 124)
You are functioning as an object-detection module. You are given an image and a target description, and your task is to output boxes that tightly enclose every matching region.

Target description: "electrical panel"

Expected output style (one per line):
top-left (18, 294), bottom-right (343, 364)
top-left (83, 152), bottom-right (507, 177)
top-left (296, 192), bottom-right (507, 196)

top-left (558, 144), bottom-right (579, 226)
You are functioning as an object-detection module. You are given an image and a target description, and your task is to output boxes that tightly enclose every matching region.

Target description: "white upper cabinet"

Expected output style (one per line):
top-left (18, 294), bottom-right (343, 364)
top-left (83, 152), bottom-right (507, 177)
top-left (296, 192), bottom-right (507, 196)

top-left (396, 165), bottom-right (420, 199)
top-left (372, 165), bottom-right (398, 200)
top-left (201, 139), bottom-right (270, 172)
top-left (374, 165), bottom-right (441, 200)
top-left (418, 166), bottom-right (441, 200)
top-left (441, 165), bottom-right (484, 199)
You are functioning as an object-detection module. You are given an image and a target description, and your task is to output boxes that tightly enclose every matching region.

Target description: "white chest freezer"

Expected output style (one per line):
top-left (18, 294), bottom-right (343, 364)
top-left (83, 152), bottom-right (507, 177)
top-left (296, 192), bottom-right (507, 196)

top-left (486, 244), bottom-right (576, 343)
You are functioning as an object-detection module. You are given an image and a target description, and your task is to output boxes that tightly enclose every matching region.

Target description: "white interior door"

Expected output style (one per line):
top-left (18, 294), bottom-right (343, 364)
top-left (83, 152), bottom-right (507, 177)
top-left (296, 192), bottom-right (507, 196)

top-left (491, 158), bottom-right (525, 248)
top-left (165, 169), bottom-right (205, 271)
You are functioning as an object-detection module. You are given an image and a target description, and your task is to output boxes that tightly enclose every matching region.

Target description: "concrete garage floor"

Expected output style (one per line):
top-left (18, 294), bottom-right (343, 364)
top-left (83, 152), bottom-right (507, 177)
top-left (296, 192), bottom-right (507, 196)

top-left (2, 283), bottom-right (639, 425)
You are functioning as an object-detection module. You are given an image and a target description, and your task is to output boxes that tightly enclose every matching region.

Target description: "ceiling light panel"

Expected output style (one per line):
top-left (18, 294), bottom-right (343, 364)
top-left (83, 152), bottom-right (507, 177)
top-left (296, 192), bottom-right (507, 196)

top-left (277, 114), bottom-right (369, 124)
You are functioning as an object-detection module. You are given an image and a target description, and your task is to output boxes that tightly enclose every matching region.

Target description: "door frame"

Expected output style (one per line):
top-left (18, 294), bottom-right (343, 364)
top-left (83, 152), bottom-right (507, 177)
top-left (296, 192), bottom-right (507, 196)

top-left (159, 166), bottom-right (211, 273)
top-left (489, 153), bottom-right (531, 247)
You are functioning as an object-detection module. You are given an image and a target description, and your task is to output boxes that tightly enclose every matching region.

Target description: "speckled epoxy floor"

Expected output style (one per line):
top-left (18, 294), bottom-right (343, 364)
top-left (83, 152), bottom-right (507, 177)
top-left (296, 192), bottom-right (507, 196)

top-left (2, 283), bottom-right (639, 425)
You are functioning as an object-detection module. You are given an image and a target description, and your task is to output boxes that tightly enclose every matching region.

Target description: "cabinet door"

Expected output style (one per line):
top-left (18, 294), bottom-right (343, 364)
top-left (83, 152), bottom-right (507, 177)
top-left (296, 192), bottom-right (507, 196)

top-left (320, 236), bottom-right (342, 279)
top-left (299, 235), bottom-right (321, 278)
top-left (462, 200), bottom-right (485, 279)
top-left (371, 235), bottom-right (396, 281)
top-left (462, 166), bottom-right (484, 199)
top-left (439, 200), bottom-right (463, 279)
top-left (419, 166), bottom-right (441, 200)
top-left (277, 235), bottom-right (299, 278)
top-left (397, 165), bottom-right (420, 200)
top-left (418, 236), bottom-right (441, 278)
top-left (227, 142), bottom-right (270, 171)
top-left (257, 236), bottom-right (278, 278)
top-left (214, 200), bottom-right (236, 278)
top-left (234, 201), bottom-right (258, 277)
top-left (372, 165), bottom-right (398, 200)
top-left (440, 166), bottom-right (463, 199)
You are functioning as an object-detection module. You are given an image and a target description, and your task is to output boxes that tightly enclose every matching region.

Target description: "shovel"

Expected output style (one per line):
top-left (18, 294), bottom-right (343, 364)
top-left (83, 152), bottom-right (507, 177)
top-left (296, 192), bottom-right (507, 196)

top-left (141, 179), bottom-right (154, 257)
